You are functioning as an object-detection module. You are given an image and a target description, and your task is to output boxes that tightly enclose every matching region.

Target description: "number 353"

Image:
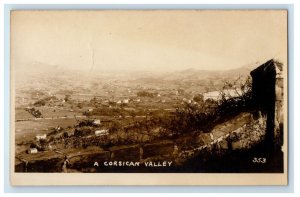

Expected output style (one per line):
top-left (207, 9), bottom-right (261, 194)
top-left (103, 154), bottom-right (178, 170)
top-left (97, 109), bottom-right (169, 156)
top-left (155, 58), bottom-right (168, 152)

top-left (252, 157), bottom-right (267, 163)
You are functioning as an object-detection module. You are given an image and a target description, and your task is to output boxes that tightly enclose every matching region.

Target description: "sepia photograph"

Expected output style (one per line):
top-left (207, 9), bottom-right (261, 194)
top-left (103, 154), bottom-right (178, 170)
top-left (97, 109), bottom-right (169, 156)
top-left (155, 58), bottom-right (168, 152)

top-left (10, 10), bottom-right (288, 185)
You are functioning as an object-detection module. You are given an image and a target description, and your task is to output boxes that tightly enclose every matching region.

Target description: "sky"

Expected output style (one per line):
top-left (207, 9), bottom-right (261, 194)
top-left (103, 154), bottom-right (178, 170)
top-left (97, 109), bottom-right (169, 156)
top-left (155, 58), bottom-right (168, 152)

top-left (11, 10), bottom-right (287, 72)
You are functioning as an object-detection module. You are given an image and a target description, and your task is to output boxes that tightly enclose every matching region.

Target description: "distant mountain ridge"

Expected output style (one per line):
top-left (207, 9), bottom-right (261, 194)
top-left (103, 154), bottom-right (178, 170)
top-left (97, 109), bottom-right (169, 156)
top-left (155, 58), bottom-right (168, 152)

top-left (157, 61), bottom-right (262, 81)
top-left (16, 60), bottom-right (263, 82)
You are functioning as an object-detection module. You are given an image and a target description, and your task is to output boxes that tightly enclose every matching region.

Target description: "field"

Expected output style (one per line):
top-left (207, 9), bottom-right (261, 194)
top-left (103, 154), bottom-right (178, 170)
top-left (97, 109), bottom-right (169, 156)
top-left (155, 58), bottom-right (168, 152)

top-left (14, 64), bottom-right (277, 173)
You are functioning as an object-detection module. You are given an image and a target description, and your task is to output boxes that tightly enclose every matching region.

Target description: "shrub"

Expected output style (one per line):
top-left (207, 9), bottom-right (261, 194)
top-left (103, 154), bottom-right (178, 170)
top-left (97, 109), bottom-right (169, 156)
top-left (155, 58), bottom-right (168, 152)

top-left (167, 76), bottom-right (253, 135)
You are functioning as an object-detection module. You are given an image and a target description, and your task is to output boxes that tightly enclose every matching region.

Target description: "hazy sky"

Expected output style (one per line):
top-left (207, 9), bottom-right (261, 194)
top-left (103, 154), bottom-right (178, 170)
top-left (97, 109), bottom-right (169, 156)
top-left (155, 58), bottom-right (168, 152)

top-left (11, 10), bottom-right (287, 72)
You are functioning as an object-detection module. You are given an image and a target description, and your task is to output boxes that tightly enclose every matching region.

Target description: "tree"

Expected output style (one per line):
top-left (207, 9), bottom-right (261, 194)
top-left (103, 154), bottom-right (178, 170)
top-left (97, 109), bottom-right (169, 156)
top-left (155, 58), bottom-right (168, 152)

top-left (30, 142), bottom-right (38, 148)
top-left (109, 121), bottom-right (123, 133)
top-left (64, 94), bottom-right (71, 102)
top-left (77, 102), bottom-right (83, 109)
top-left (193, 94), bottom-right (204, 103)
top-left (63, 131), bottom-right (69, 139)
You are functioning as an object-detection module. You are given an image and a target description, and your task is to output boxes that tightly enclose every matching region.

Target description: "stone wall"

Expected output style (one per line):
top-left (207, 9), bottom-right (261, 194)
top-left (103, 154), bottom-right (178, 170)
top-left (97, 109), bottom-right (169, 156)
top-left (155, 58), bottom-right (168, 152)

top-left (177, 113), bottom-right (267, 162)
